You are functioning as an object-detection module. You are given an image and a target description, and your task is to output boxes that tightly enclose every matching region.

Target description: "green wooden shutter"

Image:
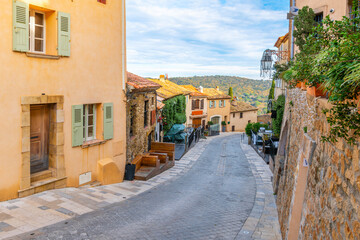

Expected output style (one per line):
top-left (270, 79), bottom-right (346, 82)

top-left (58, 12), bottom-right (71, 56)
top-left (223, 100), bottom-right (226, 107)
top-left (103, 103), bottom-right (113, 140)
top-left (72, 105), bottom-right (83, 147)
top-left (214, 101), bottom-right (217, 108)
top-left (13, 0), bottom-right (29, 52)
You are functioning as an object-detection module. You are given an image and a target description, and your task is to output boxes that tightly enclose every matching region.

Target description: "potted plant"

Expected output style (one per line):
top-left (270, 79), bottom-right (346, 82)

top-left (221, 121), bottom-right (227, 132)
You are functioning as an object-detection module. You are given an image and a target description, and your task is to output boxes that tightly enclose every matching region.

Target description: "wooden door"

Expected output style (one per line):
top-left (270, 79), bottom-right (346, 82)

top-left (192, 118), bottom-right (201, 129)
top-left (30, 105), bottom-right (50, 174)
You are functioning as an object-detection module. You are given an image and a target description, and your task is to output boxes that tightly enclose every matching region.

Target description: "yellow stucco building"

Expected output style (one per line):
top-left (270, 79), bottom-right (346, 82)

top-left (0, 0), bottom-right (127, 201)
top-left (204, 87), bottom-right (231, 132)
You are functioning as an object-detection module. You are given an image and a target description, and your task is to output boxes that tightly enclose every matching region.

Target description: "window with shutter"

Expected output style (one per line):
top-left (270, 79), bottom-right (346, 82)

top-left (58, 12), bottom-right (71, 56)
top-left (214, 101), bottom-right (216, 108)
top-left (201, 99), bottom-right (204, 109)
top-left (103, 103), bottom-right (114, 140)
top-left (192, 100), bottom-right (195, 110)
top-left (13, 0), bottom-right (29, 52)
top-left (223, 100), bottom-right (226, 107)
top-left (72, 105), bottom-right (84, 147)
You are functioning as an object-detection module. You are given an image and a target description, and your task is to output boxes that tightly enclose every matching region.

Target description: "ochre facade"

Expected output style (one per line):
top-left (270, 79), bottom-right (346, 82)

top-left (0, 0), bottom-right (127, 201)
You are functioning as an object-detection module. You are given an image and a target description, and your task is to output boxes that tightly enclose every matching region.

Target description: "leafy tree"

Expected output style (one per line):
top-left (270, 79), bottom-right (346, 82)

top-left (228, 87), bottom-right (234, 99)
top-left (268, 79), bottom-right (275, 100)
top-left (293, 6), bottom-right (316, 51)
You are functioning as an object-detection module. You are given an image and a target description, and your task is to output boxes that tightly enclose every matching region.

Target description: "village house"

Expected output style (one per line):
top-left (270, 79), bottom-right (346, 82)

top-left (203, 87), bottom-right (232, 132)
top-left (273, 33), bottom-right (289, 100)
top-left (229, 101), bottom-right (258, 132)
top-left (0, 0), bottom-right (127, 201)
top-left (181, 85), bottom-right (208, 129)
top-left (149, 75), bottom-right (191, 135)
top-left (126, 72), bottom-right (161, 162)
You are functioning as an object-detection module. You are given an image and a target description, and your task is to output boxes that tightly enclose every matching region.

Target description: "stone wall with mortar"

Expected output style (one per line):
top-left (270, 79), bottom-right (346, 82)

top-left (273, 88), bottom-right (360, 239)
top-left (126, 91), bottom-right (157, 162)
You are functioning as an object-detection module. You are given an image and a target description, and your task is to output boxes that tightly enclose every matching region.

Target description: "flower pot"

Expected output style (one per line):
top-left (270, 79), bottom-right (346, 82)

top-left (296, 82), bottom-right (302, 89)
top-left (301, 81), bottom-right (307, 91)
top-left (307, 84), bottom-right (327, 97)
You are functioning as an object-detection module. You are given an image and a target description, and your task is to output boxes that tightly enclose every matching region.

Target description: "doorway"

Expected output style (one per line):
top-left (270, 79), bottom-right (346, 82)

top-left (30, 105), bottom-right (50, 174)
top-left (192, 118), bottom-right (201, 129)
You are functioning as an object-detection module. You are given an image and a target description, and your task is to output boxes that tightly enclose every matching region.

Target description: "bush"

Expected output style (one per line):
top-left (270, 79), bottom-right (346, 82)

top-left (208, 121), bottom-right (214, 125)
top-left (221, 121), bottom-right (227, 126)
top-left (245, 122), bottom-right (269, 136)
top-left (272, 95), bottom-right (285, 136)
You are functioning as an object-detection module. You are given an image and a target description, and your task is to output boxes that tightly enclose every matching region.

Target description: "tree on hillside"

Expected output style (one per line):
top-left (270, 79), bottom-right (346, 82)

top-left (228, 87), bottom-right (233, 99)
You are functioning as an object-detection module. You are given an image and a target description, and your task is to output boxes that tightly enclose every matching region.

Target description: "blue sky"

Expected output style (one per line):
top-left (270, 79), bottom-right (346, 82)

top-left (126, 0), bottom-right (289, 80)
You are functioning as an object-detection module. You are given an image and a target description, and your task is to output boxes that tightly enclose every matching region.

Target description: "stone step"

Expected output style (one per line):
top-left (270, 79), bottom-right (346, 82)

top-left (31, 169), bottom-right (54, 183)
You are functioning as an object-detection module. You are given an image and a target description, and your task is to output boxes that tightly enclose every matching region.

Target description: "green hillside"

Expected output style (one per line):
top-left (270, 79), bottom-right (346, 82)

top-left (170, 75), bottom-right (271, 114)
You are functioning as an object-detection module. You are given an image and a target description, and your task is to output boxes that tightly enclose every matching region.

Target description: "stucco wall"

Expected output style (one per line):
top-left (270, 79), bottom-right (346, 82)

top-left (274, 88), bottom-right (360, 239)
top-left (229, 111), bottom-right (257, 132)
top-left (0, 0), bottom-right (126, 201)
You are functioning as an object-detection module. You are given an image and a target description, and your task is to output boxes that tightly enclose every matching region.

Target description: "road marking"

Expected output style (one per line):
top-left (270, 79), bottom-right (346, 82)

top-left (216, 140), bottom-right (227, 176)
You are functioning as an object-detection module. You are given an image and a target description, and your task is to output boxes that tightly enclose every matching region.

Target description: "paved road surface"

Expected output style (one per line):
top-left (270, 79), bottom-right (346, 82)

top-left (20, 134), bottom-right (260, 240)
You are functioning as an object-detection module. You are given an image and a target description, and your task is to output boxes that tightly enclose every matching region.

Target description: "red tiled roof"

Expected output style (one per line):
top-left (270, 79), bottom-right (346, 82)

top-left (127, 72), bottom-right (161, 91)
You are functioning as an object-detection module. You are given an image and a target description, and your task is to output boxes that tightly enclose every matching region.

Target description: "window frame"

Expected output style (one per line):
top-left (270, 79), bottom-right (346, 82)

top-left (144, 100), bottom-right (149, 128)
top-left (29, 10), bottom-right (46, 54)
top-left (240, 112), bottom-right (243, 118)
top-left (83, 104), bottom-right (97, 142)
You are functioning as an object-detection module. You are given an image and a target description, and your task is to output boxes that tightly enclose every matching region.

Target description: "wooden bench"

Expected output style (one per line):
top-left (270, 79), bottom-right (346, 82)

top-left (145, 152), bottom-right (169, 173)
top-left (150, 142), bottom-right (175, 161)
top-left (131, 155), bottom-right (160, 181)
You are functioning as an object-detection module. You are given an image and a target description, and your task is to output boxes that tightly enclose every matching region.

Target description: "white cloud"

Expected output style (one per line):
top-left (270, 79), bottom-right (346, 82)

top-left (126, 0), bottom-right (289, 79)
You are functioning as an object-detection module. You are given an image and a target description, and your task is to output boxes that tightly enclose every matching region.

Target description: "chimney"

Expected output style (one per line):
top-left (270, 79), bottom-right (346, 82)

top-left (160, 75), bottom-right (165, 82)
top-left (199, 86), bottom-right (203, 93)
top-left (165, 73), bottom-right (168, 80)
top-left (216, 86), bottom-right (219, 91)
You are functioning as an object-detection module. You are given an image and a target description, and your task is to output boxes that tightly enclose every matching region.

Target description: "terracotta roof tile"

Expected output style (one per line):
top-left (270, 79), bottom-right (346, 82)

top-left (230, 101), bottom-right (258, 113)
top-left (127, 72), bottom-right (161, 91)
top-left (203, 88), bottom-right (231, 100)
top-left (181, 85), bottom-right (208, 97)
top-left (148, 78), bottom-right (191, 99)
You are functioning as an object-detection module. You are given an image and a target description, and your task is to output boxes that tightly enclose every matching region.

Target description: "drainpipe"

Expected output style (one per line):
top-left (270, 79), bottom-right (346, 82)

top-left (122, 0), bottom-right (126, 90)
top-left (290, 0), bottom-right (296, 59)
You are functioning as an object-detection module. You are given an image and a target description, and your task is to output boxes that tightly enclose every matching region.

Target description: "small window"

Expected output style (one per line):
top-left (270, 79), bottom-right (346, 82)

top-left (219, 100), bottom-right (223, 108)
top-left (314, 12), bottom-right (323, 25)
top-left (233, 113), bottom-right (235, 118)
top-left (98, 0), bottom-right (106, 4)
top-left (29, 10), bottom-right (45, 53)
top-left (240, 113), bottom-right (243, 118)
top-left (152, 97), bottom-right (155, 106)
top-left (83, 104), bottom-right (96, 141)
top-left (144, 100), bottom-right (149, 127)
top-left (130, 106), bottom-right (135, 137)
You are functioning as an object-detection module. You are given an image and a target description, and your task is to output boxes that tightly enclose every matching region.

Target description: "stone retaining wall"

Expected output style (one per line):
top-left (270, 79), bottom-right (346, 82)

top-left (274, 88), bottom-right (360, 239)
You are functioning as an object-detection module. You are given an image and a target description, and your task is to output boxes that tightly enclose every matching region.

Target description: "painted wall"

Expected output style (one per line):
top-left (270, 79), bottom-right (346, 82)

top-left (0, 0), bottom-right (127, 201)
top-left (230, 111), bottom-right (258, 132)
top-left (296, 0), bottom-right (350, 21)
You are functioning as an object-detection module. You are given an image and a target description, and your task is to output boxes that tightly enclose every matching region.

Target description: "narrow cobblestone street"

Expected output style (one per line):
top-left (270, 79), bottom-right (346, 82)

top-left (4, 133), bottom-right (280, 240)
